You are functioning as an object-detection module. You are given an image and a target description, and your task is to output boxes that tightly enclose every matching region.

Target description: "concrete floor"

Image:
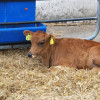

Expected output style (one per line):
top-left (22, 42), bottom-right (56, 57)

top-left (46, 23), bottom-right (100, 42)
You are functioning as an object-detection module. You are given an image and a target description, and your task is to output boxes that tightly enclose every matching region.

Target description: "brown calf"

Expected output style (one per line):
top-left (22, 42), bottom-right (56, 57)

top-left (24, 30), bottom-right (100, 70)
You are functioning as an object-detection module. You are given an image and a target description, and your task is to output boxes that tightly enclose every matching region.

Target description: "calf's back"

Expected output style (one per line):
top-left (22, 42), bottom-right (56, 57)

top-left (42, 38), bottom-right (100, 69)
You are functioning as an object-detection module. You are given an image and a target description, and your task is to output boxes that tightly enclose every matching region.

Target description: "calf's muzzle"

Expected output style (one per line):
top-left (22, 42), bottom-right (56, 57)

top-left (28, 52), bottom-right (32, 58)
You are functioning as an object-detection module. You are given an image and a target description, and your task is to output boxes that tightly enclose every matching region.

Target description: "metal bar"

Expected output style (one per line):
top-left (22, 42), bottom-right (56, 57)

top-left (36, 0), bottom-right (49, 1)
top-left (0, 17), bottom-right (97, 25)
top-left (39, 17), bottom-right (97, 23)
top-left (0, 44), bottom-right (31, 49)
top-left (84, 0), bottom-right (100, 40)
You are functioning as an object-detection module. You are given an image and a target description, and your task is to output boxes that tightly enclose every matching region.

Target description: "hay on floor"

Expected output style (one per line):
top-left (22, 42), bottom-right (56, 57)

top-left (0, 49), bottom-right (100, 100)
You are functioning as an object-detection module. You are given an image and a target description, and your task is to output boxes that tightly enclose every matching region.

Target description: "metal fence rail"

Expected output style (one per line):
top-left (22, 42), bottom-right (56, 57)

top-left (0, 17), bottom-right (97, 25)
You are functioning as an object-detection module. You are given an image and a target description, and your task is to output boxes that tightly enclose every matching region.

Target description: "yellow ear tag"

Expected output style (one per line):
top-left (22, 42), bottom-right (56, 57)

top-left (26, 33), bottom-right (32, 41)
top-left (50, 37), bottom-right (54, 45)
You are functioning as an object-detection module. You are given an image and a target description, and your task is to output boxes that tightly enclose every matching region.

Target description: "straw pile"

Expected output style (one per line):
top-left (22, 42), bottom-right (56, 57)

top-left (0, 48), bottom-right (100, 100)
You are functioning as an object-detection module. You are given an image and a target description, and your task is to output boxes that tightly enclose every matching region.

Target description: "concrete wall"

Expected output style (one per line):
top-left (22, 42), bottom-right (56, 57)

top-left (36, 0), bottom-right (97, 20)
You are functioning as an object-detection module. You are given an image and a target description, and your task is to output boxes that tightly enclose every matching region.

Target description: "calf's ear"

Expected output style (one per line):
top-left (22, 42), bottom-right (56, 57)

top-left (23, 30), bottom-right (30, 36)
top-left (23, 30), bottom-right (34, 41)
top-left (23, 30), bottom-right (34, 36)
top-left (48, 34), bottom-right (54, 39)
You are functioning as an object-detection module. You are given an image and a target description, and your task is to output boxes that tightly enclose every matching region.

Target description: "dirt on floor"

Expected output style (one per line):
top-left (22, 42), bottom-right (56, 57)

top-left (0, 22), bottom-right (100, 100)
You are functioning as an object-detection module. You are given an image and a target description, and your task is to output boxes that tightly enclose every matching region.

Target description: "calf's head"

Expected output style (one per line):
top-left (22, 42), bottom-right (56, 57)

top-left (24, 30), bottom-right (54, 58)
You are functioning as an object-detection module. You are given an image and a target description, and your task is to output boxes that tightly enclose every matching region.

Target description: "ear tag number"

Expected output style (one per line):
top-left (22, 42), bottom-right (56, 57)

top-left (50, 37), bottom-right (54, 45)
top-left (26, 33), bottom-right (32, 41)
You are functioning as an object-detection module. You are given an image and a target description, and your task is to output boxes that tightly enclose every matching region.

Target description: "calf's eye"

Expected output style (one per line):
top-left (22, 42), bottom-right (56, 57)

top-left (39, 39), bottom-right (45, 47)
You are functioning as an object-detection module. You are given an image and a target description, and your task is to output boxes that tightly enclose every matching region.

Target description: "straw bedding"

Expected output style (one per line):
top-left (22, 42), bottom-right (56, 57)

top-left (0, 48), bottom-right (100, 100)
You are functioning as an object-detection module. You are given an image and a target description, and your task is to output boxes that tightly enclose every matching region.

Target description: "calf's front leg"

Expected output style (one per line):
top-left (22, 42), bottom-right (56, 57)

top-left (42, 58), bottom-right (52, 68)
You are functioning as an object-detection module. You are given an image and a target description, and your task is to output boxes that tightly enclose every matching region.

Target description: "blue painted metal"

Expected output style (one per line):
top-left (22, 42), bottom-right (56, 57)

top-left (0, 0), bottom-right (46, 45)
top-left (0, 0), bottom-right (6, 28)
top-left (6, 0), bottom-right (36, 22)
top-left (0, 23), bottom-right (46, 44)
top-left (0, 0), bottom-right (5, 23)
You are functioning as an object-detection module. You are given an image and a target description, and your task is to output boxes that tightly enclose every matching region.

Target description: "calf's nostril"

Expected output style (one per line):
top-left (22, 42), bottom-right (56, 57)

top-left (28, 52), bottom-right (32, 58)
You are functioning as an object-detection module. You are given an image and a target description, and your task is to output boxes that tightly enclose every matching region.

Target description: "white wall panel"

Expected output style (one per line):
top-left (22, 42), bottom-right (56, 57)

top-left (36, 0), bottom-right (97, 20)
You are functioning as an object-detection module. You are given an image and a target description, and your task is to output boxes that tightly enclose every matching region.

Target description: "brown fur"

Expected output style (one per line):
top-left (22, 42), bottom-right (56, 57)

top-left (24, 30), bottom-right (100, 70)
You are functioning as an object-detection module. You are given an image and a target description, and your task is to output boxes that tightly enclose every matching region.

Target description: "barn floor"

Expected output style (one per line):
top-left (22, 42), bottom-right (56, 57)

top-left (0, 22), bottom-right (100, 100)
top-left (46, 21), bottom-right (100, 42)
